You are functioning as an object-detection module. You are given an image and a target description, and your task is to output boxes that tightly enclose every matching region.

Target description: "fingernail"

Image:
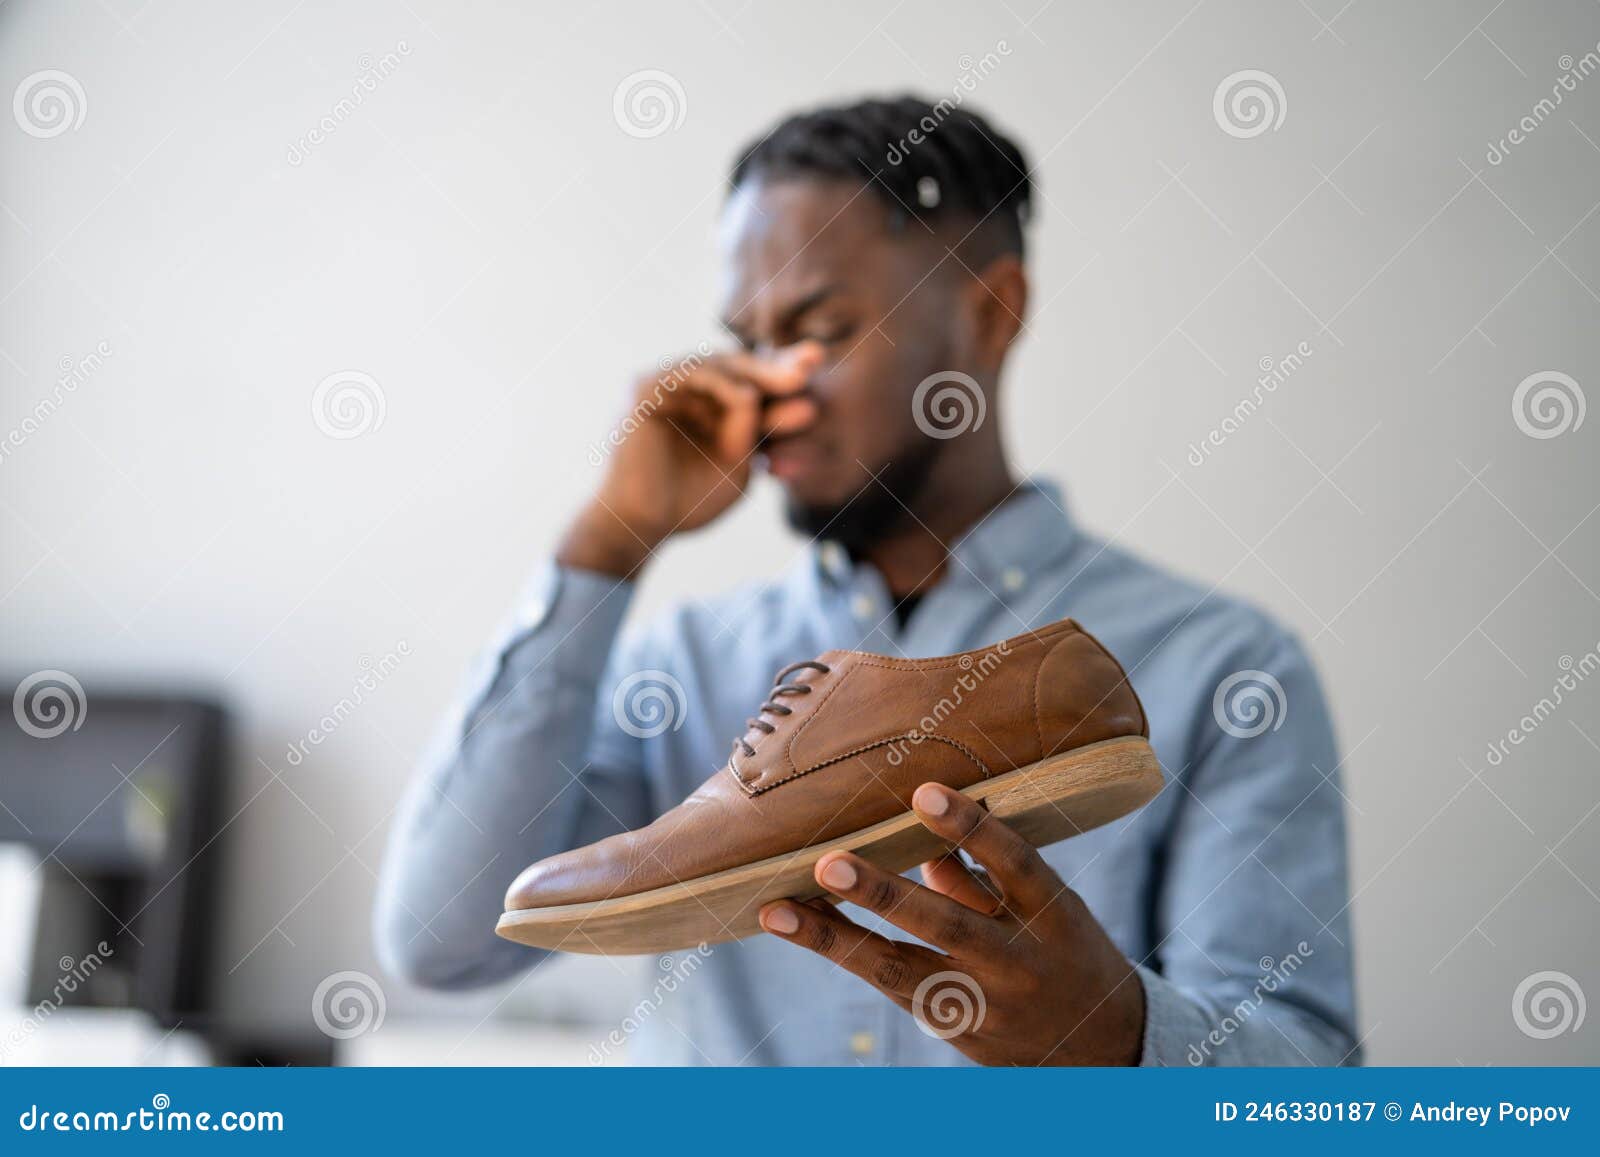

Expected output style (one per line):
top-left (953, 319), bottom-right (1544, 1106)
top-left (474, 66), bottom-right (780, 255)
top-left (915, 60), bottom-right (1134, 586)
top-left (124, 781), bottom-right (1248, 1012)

top-left (762, 905), bottom-right (799, 935)
top-left (820, 858), bottom-right (857, 891)
top-left (914, 784), bottom-right (950, 816)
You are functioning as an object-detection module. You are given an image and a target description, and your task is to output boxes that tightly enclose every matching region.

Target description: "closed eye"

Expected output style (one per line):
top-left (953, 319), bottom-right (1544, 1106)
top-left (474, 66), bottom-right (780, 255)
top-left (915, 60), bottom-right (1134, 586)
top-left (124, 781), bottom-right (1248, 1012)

top-left (799, 320), bottom-right (857, 345)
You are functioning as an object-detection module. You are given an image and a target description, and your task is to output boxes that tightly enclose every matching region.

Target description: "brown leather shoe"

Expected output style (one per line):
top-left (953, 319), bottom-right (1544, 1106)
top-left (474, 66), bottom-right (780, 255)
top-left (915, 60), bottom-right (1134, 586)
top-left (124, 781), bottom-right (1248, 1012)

top-left (496, 617), bottom-right (1160, 954)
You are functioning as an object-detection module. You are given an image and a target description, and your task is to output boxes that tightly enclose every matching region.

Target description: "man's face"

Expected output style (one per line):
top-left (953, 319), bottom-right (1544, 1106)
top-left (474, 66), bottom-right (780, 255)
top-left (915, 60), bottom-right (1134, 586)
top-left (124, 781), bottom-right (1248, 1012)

top-left (717, 177), bottom-right (974, 545)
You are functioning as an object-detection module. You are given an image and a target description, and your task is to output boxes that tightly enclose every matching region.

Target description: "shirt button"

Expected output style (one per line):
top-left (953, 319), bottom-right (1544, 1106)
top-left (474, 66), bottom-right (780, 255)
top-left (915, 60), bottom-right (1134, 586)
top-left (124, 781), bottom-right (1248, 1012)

top-left (849, 1031), bottom-right (875, 1057)
top-left (819, 542), bottom-right (847, 576)
top-left (1001, 567), bottom-right (1026, 593)
top-left (850, 594), bottom-right (875, 619)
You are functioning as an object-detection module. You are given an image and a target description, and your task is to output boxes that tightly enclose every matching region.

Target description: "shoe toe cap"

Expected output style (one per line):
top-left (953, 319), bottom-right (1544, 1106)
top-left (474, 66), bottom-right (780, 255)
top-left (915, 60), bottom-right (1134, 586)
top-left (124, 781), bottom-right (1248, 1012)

top-left (503, 836), bottom-right (634, 911)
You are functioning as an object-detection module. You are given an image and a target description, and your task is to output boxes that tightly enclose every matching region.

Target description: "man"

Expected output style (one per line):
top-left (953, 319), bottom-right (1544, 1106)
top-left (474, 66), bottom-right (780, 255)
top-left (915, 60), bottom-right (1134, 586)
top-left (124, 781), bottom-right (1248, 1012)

top-left (374, 96), bottom-right (1357, 1066)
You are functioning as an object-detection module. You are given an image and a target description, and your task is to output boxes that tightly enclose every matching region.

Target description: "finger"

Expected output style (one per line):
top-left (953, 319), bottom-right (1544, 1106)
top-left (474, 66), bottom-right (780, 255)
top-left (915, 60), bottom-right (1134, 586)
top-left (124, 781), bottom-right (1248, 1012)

top-left (758, 898), bottom-right (939, 1003)
top-left (919, 853), bottom-right (1003, 916)
top-left (714, 381), bottom-right (760, 464)
top-left (814, 851), bottom-right (1001, 956)
top-left (720, 342), bottom-right (824, 395)
top-left (911, 783), bottom-right (1062, 918)
top-left (658, 357), bottom-right (748, 404)
top-left (672, 364), bottom-right (760, 462)
top-left (760, 395), bottom-right (819, 437)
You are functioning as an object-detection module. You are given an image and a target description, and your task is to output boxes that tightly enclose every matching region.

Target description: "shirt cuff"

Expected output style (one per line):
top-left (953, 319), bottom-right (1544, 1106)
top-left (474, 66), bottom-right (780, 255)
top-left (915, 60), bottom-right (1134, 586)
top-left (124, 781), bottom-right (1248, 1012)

top-left (1136, 964), bottom-right (1218, 1067)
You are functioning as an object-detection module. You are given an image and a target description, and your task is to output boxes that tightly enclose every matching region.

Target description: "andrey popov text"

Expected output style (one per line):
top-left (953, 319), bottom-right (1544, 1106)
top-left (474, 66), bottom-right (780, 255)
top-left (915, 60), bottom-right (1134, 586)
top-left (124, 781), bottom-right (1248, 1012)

top-left (1214, 1101), bottom-right (1573, 1126)
top-left (1406, 1102), bottom-right (1572, 1126)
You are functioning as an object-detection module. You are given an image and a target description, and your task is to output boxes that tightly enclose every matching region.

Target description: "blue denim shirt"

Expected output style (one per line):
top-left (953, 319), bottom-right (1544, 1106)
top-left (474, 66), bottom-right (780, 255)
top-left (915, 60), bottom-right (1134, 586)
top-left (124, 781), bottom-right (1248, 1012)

top-left (375, 481), bottom-right (1358, 1065)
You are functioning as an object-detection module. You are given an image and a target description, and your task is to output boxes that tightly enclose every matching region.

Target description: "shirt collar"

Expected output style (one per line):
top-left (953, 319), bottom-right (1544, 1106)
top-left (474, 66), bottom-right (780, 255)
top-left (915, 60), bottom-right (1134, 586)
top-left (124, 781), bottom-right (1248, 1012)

top-left (806, 478), bottom-right (1077, 592)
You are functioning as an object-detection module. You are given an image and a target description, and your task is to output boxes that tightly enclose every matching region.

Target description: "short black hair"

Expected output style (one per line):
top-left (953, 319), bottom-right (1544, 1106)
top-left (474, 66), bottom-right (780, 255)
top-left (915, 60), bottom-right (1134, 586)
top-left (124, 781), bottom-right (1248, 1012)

top-left (729, 95), bottom-right (1032, 257)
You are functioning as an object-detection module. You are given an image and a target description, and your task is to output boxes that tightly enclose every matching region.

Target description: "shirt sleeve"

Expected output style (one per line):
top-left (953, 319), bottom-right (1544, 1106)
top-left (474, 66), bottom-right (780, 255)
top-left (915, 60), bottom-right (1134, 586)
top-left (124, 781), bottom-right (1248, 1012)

top-left (372, 562), bottom-right (652, 991)
top-left (1137, 625), bottom-right (1360, 1066)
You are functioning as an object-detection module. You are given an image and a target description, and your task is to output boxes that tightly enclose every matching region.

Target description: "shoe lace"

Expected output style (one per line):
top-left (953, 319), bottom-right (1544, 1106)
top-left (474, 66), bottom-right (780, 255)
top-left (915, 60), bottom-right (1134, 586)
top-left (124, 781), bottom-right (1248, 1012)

top-left (733, 660), bottom-right (831, 759)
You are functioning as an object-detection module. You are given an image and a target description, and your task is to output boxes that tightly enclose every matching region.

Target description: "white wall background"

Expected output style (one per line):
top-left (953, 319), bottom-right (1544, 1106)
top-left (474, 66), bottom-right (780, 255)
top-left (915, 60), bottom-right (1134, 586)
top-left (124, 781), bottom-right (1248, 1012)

top-left (2, 0), bottom-right (1597, 1064)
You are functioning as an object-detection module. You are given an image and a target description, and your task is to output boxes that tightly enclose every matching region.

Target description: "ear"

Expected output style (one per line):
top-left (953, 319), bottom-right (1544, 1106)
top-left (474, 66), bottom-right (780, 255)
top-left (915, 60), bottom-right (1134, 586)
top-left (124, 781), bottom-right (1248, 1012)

top-left (963, 253), bottom-right (1028, 369)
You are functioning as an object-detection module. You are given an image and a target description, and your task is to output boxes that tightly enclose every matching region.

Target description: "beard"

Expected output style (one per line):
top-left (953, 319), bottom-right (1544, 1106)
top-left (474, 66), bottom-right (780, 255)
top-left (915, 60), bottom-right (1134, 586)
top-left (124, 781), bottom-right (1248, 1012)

top-left (782, 437), bottom-right (942, 553)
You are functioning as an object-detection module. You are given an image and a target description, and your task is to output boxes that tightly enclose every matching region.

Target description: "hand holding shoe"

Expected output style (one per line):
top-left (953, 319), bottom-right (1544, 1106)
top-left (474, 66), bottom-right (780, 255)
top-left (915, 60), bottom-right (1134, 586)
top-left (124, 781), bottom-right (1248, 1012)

top-left (759, 781), bottom-right (1147, 1066)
